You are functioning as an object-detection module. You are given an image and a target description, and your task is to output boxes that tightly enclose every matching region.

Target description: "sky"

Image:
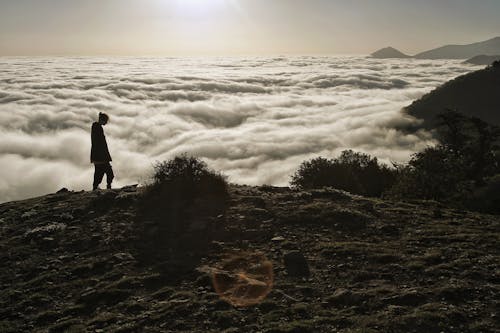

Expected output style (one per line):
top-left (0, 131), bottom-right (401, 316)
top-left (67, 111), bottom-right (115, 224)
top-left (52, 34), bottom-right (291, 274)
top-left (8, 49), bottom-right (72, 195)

top-left (1, 0), bottom-right (499, 56)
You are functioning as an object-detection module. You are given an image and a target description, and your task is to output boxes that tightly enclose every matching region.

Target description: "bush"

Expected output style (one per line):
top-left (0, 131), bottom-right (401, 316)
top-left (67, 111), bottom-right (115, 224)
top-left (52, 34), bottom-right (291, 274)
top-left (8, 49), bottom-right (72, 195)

top-left (138, 155), bottom-right (229, 261)
top-left (435, 110), bottom-right (500, 183)
top-left (291, 150), bottom-right (396, 197)
top-left (387, 111), bottom-right (500, 213)
top-left (149, 155), bottom-right (228, 204)
top-left (386, 146), bottom-right (472, 201)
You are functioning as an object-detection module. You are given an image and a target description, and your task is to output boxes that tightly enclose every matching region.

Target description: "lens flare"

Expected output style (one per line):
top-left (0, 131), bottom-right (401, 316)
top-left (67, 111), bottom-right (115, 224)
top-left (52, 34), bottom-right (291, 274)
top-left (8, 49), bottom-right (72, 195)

top-left (210, 251), bottom-right (274, 307)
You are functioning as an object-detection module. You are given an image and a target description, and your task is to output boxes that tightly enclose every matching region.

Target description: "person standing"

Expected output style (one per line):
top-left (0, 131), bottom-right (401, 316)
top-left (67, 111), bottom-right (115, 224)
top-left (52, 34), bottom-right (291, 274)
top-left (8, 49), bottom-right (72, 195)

top-left (91, 112), bottom-right (114, 190)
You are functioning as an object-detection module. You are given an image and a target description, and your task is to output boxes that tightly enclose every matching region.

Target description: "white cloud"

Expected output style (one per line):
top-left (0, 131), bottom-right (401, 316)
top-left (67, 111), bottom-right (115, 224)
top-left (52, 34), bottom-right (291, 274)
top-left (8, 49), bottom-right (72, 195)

top-left (0, 56), bottom-right (481, 202)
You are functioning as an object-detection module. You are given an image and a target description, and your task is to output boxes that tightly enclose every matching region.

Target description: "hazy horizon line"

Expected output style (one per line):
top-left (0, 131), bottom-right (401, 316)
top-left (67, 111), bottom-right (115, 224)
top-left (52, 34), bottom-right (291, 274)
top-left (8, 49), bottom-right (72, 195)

top-left (2, 34), bottom-right (498, 58)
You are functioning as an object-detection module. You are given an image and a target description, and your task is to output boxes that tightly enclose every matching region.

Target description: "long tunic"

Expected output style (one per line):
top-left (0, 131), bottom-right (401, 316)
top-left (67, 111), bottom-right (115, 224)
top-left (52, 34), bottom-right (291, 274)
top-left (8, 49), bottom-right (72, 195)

top-left (90, 122), bottom-right (112, 163)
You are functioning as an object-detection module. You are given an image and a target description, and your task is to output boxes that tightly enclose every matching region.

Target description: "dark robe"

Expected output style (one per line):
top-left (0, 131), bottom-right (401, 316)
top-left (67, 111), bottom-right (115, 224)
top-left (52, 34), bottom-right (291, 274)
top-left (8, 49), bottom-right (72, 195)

top-left (90, 122), bottom-right (112, 163)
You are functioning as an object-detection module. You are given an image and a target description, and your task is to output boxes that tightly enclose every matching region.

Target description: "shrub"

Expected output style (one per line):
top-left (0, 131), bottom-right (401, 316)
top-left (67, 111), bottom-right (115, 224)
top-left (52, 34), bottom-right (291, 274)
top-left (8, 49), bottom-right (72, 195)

top-left (138, 155), bottom-right (229, 261)
top-left (435, 110), bottom-right (500, 183)
top-left (387, 111), bottom-right (500, 213)
top-left (291, 150), bottom-right (396, 197)
top-left (149, 155), bottom-right (228, 205)
top-left (386, 146), bottom-right (471, 201)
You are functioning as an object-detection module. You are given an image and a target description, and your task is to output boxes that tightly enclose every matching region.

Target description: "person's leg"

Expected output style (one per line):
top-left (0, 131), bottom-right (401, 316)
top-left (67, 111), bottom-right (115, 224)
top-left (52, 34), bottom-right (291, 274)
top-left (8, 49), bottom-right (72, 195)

top-left (105, 163), bottom-right (114, 189)
top-left (93, 164), bottom-right (105, 190)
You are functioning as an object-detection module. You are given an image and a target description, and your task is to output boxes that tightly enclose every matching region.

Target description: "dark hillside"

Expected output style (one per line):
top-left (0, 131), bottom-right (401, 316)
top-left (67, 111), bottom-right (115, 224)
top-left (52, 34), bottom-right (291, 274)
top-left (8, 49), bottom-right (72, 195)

top-left (465, 55), bottom-right (500, 66)
top-left (1, 186), bottom-right (499, 332)
top-left (405, 64), bottom-right (500, 128)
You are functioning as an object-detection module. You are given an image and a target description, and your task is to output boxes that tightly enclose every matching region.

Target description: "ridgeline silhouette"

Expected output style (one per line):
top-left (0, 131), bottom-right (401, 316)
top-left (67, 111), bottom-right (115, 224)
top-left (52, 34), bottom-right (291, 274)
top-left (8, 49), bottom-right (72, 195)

top-left (371, 36), bottom-right (500, 59)
top-left (405, 63), bottom-right (500, 128)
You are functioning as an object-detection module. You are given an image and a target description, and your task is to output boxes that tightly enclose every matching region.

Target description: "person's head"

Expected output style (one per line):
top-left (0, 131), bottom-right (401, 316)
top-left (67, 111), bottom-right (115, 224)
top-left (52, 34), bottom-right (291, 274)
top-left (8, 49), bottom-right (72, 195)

top-left (98, 112), bottom-right (109, 125)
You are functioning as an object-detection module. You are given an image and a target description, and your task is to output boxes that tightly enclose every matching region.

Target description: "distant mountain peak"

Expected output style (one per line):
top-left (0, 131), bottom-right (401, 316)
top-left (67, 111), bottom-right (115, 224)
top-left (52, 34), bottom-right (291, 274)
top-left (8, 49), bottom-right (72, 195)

top-left (370, 47), bottom-right (410, 59)
top-left (415, 36), bottom-right (500, 59)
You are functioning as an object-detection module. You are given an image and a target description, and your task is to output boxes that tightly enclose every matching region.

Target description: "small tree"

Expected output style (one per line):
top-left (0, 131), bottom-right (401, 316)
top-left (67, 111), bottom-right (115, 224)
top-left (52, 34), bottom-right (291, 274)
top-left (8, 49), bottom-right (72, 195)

top-left (388, 111), bottom-right (500, 207)
top-left (389, 146), bottom-right (469, 201)
top-left (436, 110), bottom-right (500, 184)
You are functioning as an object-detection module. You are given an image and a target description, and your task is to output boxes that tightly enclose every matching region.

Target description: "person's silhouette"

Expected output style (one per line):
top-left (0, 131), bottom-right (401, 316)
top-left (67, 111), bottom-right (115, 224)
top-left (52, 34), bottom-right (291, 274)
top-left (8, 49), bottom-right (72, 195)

top-left (91, 112), bottom-right (114, 190)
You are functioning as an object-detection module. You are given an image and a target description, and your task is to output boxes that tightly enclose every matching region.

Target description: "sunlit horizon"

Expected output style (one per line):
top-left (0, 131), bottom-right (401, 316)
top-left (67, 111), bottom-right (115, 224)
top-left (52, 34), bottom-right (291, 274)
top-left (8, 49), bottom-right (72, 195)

top-left (1, 0), bottom-right (499, 56)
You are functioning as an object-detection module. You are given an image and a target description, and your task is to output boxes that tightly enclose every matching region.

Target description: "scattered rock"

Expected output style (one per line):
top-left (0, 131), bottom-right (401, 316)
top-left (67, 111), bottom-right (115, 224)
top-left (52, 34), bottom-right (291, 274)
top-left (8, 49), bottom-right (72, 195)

top-left (382, 290), bottom-right (427, 306)
top-left (284, 251), bottom-right (310, 277)
top-left (112, 252), bottom-right (135, 262)
top-left (58, 212), bottom-right (74, 221)
top-left (326, 288), bottom-right (363, 307)
top-left (115, 192), bottom-right (138, 205)
top-left (121, 184), bottom-right (139, 192)
top-left (56, 188), bottom-right (69, 194)
top-left (25, 223), bottom-right (67, 239)
top-left (21, 209), bottom-right (37, 219)
top-left (310, 188), bottom-right (352, 200)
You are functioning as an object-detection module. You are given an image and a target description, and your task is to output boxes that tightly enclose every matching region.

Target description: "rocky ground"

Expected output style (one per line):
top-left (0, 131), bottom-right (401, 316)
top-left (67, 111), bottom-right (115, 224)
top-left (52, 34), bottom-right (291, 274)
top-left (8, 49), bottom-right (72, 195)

top-left (1, 185), bottom-right (499, 333)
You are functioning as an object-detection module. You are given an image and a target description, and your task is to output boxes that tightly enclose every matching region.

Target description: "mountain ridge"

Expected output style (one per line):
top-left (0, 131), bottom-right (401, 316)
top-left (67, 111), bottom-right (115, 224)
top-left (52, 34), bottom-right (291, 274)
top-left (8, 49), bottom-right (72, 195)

top-left (370, 36), bottom-right (500, 60)
top-left (415, 36), bottom-right (500, 59)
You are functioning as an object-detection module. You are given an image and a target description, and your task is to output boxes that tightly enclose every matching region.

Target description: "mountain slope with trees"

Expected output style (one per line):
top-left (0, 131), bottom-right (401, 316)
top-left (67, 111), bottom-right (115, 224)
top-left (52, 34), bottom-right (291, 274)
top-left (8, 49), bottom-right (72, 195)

top-left (405, 62), bottom-right (500, 128)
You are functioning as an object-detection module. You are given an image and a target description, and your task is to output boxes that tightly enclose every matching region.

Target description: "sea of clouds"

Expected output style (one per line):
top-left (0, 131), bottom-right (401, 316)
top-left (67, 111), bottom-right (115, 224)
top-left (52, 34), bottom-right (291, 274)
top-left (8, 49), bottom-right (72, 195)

top-left (0, 56), bottom-right (481, 202)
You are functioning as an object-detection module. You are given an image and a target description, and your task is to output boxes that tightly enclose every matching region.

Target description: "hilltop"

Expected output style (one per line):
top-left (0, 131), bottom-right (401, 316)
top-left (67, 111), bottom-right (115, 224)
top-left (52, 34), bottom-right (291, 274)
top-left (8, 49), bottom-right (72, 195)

top-left (370, 47), bottom-right (410, 59)
top-left (1, 185), bottom-right (499, 332)
top-left (405, 62), bottom-right (500, 128)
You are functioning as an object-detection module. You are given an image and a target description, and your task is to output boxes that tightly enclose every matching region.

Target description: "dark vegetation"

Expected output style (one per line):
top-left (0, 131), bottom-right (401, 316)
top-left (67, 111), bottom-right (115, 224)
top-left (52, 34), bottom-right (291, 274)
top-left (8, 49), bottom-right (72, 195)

top-left (291, 150), bottom-right (396, 197)
top-left (137, 155), bottom-right (229, 263)
top-left (405, 64), bottom-right (500, 127)
top-left (292, 111), bottom-right (500, 214)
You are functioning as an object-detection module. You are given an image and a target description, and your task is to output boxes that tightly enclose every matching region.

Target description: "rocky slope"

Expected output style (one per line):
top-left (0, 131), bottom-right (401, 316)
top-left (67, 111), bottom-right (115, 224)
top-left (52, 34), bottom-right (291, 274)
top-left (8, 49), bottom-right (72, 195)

top-left (405, 63), bottom-right (500, 128)
top-left (1, 185), bottom-right (499, 332)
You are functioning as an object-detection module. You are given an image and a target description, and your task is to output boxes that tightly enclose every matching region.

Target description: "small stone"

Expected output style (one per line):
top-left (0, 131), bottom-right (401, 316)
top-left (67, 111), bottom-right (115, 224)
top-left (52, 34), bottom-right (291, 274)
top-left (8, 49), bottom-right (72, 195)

top-left (113, 252), bottom-right (134, 262)
top-left (21, 210), bottom-right (37, 219)
top-left (121, 184), bottom-right (138, 192)
top-left (327, 288), bottom-right (362, 307)
top-left (271, 236), bottom-right (285, 242)
top-left (59, 212), bottom-right (74, 221)
top-left (284, 251), bottom-right (310, 277)
top-left (56, 188), bottom-right (69, 194)
top-left (25, 222), bottom-right (67, 239)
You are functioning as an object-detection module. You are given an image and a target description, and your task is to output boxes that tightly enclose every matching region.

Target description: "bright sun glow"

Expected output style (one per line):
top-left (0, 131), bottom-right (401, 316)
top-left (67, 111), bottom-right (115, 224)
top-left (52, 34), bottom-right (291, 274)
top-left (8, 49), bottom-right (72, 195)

top-left (172, 0), bottom-right (228, 15)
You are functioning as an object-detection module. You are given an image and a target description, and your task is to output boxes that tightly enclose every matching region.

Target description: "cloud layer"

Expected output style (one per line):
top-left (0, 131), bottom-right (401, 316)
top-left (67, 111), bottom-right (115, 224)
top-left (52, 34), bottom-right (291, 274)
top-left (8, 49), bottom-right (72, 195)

top-left (0, 56), bottom-right (480, 202)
